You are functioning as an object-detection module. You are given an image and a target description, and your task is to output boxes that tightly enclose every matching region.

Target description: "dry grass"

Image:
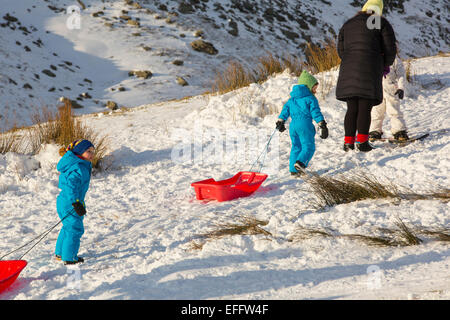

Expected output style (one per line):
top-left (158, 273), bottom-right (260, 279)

top-left (0, 131), bottom-right (23, 154)
top-left (211, 41), bottom-right (339, 95)
top-left (25, 100), bottom-right (108, 168)
top-left (201, 216), bottom-right (272, 239)
top-left (211, 52), bottom-right (304, 94)
top-left (304, 38), bottom-right (341, 74)
top-left (306, 172), bottom-right (399, 208)
top-left (305, 172), bottom-right (449, 209)
top-left (211, 61), bottom-right (257, 94)
top-left (290, 218), bottom-right (446, 248)
top-left (188, 216), bottom-right (272, 251)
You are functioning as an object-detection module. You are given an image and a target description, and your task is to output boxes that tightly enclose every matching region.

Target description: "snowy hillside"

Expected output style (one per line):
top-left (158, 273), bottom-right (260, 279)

top-left (1, 0), bottom-right (449, 130)
top-left (0, 54), bottom-right (449, 300)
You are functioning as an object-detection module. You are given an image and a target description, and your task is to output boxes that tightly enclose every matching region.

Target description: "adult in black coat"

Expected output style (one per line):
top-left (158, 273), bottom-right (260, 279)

top-left (336, 5), bottom-right (397, 152)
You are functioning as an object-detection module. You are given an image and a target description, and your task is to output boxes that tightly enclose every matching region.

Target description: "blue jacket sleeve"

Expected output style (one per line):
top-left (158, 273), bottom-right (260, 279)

top-left (65, 169), bottom-right (82, 205)
top-left (279, 100), bottom-right (291, 121)
top-left (309, 96), bottom-right (325, 123)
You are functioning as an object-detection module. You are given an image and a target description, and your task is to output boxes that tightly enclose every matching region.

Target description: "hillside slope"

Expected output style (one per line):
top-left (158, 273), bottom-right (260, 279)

top-left (1, 0), bottom-right (448, 129)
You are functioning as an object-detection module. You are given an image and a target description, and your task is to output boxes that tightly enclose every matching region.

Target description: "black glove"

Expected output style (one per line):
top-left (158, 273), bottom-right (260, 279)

top-left (318, 120), bottom-right (328, 139)
top-left (395, 89), bottom-right (404, 100)
top-left (276, 119), bottom-right (286, 133)
top-left (72, 201), bottom-right (86, 216)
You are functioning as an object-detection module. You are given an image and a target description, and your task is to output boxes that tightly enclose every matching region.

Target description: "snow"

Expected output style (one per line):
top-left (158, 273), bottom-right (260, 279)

top-left (1, 52), bottom-right (449, 300)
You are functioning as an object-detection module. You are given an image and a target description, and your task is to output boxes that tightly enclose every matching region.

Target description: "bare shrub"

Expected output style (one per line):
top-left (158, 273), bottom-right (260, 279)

top-left (28, 100), bottom-right (108, 168)
top-left (304, 38), bottom-right (341, 74)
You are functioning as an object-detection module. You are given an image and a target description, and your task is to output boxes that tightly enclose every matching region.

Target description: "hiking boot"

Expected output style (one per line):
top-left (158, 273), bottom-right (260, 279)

top-left (343, 143), bottom-right (355, 152)
top-left (369, 131), bottom-right (382, 141)
top-left (294, 161), bottom-right (306, 175)
top-left (55, 255), bottom-right (62, 261)
top-left (63, 257), bottom-right (84, 265)
top-left (393, 130), bottom-right (409, 141)
top-left (356, 141), bottom-right (374, 152)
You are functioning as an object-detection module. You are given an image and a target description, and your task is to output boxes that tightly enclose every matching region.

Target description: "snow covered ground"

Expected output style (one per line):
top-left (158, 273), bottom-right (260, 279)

top-left (0, 54), bottom-right (449, 300)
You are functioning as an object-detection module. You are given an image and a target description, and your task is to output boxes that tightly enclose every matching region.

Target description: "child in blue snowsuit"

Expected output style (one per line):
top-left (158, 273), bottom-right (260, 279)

top-left (55, 139), bottom-right (95, 265)
top-left (276, 71), bottom-right (328, 175)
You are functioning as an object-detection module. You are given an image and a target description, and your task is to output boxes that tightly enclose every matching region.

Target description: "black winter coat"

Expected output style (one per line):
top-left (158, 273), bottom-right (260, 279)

top-left (335, 13), bottom-right (397, 105)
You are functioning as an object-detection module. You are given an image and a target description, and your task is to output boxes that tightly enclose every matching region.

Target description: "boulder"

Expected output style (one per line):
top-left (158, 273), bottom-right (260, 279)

top-left (190, 40), bottom-right (218, 55)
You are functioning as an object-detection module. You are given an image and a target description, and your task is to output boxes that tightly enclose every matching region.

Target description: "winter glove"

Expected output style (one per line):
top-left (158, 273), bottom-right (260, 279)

top-left (395, 89), bottom-right (404, 100)
top-left (383, 66), bottom-right (390, 78)
top-left (276, 119), bottom-right (286, 133)
top-left (72, 200), bottom-right (86, 217)
top-left (318, 120), bottom-right (328, 139)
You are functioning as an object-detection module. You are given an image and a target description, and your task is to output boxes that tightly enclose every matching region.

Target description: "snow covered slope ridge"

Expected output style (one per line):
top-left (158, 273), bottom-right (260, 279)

top-left (0, 54), bottom-right (449, 300)
top-left (0, 0), bottom-right (449, 128)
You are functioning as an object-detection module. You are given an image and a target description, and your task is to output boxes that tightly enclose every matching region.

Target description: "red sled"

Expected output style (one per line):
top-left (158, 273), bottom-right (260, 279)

top-left (191, 171), bottom-right (268, 202)
top-left (0, 260), bottom-right (27, 294)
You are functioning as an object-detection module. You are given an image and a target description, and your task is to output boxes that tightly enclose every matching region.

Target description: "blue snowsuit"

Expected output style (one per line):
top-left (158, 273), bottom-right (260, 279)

top-left (278, 85), bottom-right (325, 172)
top-left (55, 151), bottom-right (92, 262)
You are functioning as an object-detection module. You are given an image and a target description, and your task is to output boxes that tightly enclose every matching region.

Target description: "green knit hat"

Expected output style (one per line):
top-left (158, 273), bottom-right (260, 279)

top-left (297, 70), bottom-right (318, 92)
top-left (362, 0), bottom-right (383, 15)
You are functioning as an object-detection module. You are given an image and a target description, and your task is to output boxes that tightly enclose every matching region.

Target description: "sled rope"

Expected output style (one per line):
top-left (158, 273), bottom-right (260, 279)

top-left (0, 213), bottom-right (71, 260)
top-left (249, 128), bottom-right (277, 173)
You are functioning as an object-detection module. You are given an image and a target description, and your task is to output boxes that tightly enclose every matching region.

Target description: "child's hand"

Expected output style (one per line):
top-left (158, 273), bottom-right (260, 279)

top-left (276, 119), bottom-right (286, 132)
top-left (395, 89), bottom-right (404, 99)
top-left (72, 200), bottom-right (86, 216)
top-left (318, 121), bottom-right (328, 139)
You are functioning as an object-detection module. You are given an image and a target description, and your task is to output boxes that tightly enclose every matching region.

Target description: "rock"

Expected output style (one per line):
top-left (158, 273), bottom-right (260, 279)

top-left (23, 83), bottom-right (33, 90)
top-left (190, 40), bottom-right (218, 55)
top-left (106, 101), bottom-right (118, 110)
top-left (76, 0), bottom-right (86, 10)
top-left (59, 97), bottom-right (84, 109)
top-left (172, 59), bottom-right (184, 66)
top-left (132, 2), bottom-right (142, 9)
top-left (165, 17), bottom-right (175, 24)
top-left (3, 13), bottom-right (18, 23)
top-left (42, 69), bottom-right (56, 77)
top-left (142, 46), bottom-right (151, 51)
top-left (92, 11), bottom-right (104, 17)
top-left (120, 15), bottom-right (131, 20)
top-left (130, 70), bottom-right (153, 79)
top-left (193, 29), bottom-right (204, 37)
top-left (228, 20), bottom-right (239, 36)
top-left (176, 77), bottom-right (188, 86)
top-left (127, 19), bottom-right (140, 27)
top-left (178, 2), bottom-right (195, 14)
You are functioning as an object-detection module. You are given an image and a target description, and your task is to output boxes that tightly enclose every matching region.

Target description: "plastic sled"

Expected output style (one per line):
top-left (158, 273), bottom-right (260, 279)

top-left (191, 171), bottom-right (268, 202)
top-left (0, 260), bottom-right (27, 293)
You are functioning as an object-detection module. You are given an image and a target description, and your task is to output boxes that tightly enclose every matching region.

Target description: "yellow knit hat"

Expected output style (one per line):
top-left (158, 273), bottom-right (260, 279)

top-left (362, 0), bottom-right (383, 15)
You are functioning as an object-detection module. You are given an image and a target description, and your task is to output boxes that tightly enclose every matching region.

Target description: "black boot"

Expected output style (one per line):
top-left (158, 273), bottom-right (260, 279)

top-left (369, 131), bottom-right (382, 141)
top-left (356, 141), bottom-right (374, 152)
top-left (64, 257), bottom-right (84, 265)
top-left (294, 161), bottom-right (306, 175)
top-left (343, 143), bottom-right (355, 152)
top-left (393, 130), bottom-right (409, 141)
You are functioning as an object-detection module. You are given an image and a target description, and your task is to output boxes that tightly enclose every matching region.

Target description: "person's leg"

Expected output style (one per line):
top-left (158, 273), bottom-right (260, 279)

top-left (289, 129), bottom-right (302, 173)
top-left (61, 214), bottom-right (85, 262)
top-left (356, 98), bottom-right (374, 143)
top-left (344, 98), bottom-right (358, 142)
top-left (369, 99), bottom-right (386, 135)
top-left (386, 95), bottom-right (407, 135)
top-left (296, 126), bottom-right (316, 168)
